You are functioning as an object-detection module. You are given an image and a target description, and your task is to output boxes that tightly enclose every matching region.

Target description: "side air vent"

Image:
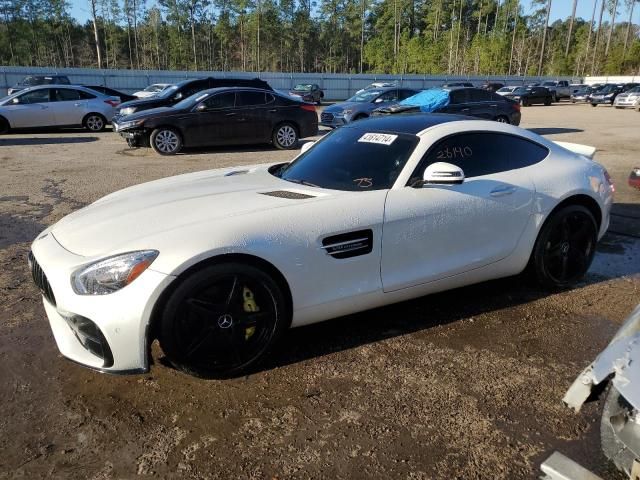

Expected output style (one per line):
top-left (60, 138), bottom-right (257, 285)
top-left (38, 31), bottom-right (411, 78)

top-left (224, 169), bottom-right (249, 176)
top-left (261, 190), bottom-right (315, 200)
top-left (321, 230), bottom-right (373, 259)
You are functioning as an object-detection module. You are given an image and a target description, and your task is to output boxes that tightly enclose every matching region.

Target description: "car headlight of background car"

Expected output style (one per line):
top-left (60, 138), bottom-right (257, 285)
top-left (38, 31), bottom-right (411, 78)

top-left (72, 250), bottom-right (159, 295)
top-left (116, 119), bottom-right (145, 130)
top-left (634, 168), bottom-right (640, 176)
top-left (336, 109), bottom-right (352, 117)
top-left (119, 106), bottom-right (137, 116)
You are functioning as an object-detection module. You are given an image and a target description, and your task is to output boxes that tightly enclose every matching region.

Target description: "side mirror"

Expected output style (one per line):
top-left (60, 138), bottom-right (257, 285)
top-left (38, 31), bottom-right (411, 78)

top-left (374, 97), bottom-right (385, 103)
top-left (11, 97), bottom-right (20, 104)
top-left (300, 141), bottom-right (315, 154)
top-left (173, 93), bottom-right (183, 101)
top-left (422, 162), bottom-right (465, 186)
top-left (195, 104), bottom-right (207, 112)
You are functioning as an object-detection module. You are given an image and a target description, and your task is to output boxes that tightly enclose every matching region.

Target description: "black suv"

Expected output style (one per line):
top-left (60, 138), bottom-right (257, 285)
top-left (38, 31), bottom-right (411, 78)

top-left (114, 77), bottom-right (273, 118)
top-left (8, 75), bottom-right (71, 95)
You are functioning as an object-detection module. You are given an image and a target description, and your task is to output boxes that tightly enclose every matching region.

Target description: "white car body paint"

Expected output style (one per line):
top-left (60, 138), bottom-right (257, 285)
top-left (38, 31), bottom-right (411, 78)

top-left (30, 120), bottom-right (613, 372)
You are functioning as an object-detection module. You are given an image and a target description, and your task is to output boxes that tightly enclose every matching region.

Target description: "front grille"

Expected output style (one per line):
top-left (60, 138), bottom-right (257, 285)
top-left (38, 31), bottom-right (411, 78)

top-left (321, 112), bottom-right (334, 123)
top-left (28, 251), bottom-right (56, 306)
top-left (260, 190), bottom-right (315, 200)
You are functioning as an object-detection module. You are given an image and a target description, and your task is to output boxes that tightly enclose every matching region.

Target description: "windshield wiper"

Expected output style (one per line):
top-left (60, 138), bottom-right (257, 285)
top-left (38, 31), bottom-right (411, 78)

top-left (285, 178), bottom-right (319, 187)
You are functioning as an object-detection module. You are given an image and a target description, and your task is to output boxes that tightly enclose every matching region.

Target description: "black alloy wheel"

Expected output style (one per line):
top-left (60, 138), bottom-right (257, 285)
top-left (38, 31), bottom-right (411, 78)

top-left (530, 205), bottom-right (598, 289)
top-left (159, 263), bottom-right (288, 378)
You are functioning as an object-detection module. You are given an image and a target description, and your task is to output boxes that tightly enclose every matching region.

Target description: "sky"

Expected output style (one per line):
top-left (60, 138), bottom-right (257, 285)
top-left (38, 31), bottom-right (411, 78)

top-left (69, 0), bottom-right (635, 26)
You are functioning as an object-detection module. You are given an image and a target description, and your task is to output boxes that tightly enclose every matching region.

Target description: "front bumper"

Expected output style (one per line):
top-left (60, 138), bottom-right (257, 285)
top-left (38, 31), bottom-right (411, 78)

top-left (30, 232), bottom-right (174, 373)
top-left (320, 111), bottom-right (349, 128)
top-left (615, 98), bottom-right (640, 108)
top-left (590, 96), bottom-right (615, 104)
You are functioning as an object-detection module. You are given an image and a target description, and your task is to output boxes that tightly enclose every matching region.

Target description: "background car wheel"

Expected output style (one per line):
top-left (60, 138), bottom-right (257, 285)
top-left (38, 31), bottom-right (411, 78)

top-left (83, 113), bottom-right (106, 132)
top-left (520, 99), bottom-right (528, 107)
top-left (494, 115), bottom-right (509, 123)
top-left (272, 123), bottom-right (298, 150)
top-left (150, 127), bottom-right (182, 155)
top-left (159, 262), bottom-right (289, 378)
top-left (126, 138), bottom-right (139, 148)
top-left (591, 103), bottom-right (597, 107)
top-left (544, 98), bottom-right (552, 106)
top-left (528, 204), bottom-right (598, 289)
top-left (0, 116), bottom-right (9, 134)
top-left (601, 386), bottom-right (637, 476)
top-left (552, 94), bottom-right (558, 103)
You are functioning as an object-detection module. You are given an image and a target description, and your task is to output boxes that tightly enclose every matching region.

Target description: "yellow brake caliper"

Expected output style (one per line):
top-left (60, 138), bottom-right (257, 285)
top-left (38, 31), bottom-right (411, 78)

top-left (242, 287), bottom-right (259, 340)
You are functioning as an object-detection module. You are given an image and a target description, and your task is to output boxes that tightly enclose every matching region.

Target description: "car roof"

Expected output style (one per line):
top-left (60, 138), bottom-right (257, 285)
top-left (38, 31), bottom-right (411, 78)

top-left (340, 113), bottom-right (473, 135)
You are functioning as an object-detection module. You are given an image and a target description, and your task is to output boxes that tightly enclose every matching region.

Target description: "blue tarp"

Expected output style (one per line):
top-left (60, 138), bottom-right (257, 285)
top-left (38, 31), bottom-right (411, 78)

top-left (399, 89), bottom-right (450, 112)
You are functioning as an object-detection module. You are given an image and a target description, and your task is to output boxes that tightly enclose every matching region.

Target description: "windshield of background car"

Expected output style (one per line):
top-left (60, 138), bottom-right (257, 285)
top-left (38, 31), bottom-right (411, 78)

top-left (575, 87), bottom-right (592, 94)
top-left (597, 85), bottom-right (616, 94)
top-left (347, 90), bottom-right (384, 102)
top-left (513, 87), bottom-right (529, 94)
top-left (497, 87), bottom-right (514, 93)
top-left (173, 91), bottom-right (210, 110)
top-left (626, 87), bottom-right (640, 94)
top-left (19, 76), bottom-right (50, 86)
top-left (542, 82), bottom-right (556, 86)
top-left (277, 127), bottom-right (419, 191)
top-left (294, 84), bottom-right (312, 91)
top-left (156, 85), bottom-right (179, 98)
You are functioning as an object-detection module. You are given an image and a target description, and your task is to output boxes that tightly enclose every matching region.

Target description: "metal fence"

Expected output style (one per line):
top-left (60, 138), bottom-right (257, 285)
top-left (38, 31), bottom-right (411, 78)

top-left (0, 65), bottom-right (581, 100)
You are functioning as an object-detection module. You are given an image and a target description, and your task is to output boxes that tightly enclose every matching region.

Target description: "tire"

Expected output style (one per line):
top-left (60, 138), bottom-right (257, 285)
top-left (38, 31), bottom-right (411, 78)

top-left (552, 94), bottom-right (558, 103)
top-left (126, 138), bottom-right (139, 148)
top-left (150, 127), bottom-right (182, 155)
top-left (591, 103), bottom-right (597, 107)
top-left (544, 98), bottom-right (552, 106)
top-left (83, 113), bottom-right (106, 132)
top-left (159, 262), bottom-right (289, 378)
top-left (272, 123), bottom-right (298, 150)
top-left (528, 204), bottom-right (598, 289)
top-left (0, 116), bottom-right (9, 134)
top-left (494, 115), bottom-right (509, 124)
top-left (615, 106), bottom-right (623, 109)
top-left (601, 386), bottom-right (638, 476)
top-left (520, 99), bottom-right (528, 107)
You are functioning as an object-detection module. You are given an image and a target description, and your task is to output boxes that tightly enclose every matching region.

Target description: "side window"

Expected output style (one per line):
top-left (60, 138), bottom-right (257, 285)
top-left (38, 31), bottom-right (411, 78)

top-left (17, 89), bottom-right (50, 104)
top-left (265, 93), bottom-right (275, 104)
top-left (202, 92), bottom-right (236, 110)
top-left (468, 89), bottom-right (491, 102)
top-left (412, 132), bottom-right (549, 181)
top-left (398, 89), bottom-right (416, 100)
top-left (79, 90), bottom-right (96, 99)
top-left (181, 82), bottom-right (207, 99)
top-left (377, 90), bottom-right (398, 102)
top-left (449, 89), bottom-right (469, 104)
top-left (236, 91), bottom-right (267, 107)
top-left (53, 88), bottom-right (82, 101)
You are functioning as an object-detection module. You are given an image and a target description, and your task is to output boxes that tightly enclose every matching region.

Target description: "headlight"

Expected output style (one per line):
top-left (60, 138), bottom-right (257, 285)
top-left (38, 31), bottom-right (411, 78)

top-left (117, 119), bottom-right (144, 130)
top-left (119, 106), bottom-right (136, 116)
top-left (72, 250), bottom-right (159, 295)
top-left (605, 93), bottom-right (614, 97)
top-left (634, 168), bottom-right (640, 176)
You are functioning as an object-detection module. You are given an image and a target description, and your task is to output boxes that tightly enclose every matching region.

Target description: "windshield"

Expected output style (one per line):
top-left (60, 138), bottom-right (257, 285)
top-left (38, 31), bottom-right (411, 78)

top-left (347, 90), bottom-right (384, 102)
top-left (293, 84), bottom-right (312, 91)
top-left (173, 91), bottom-right (208, 110)
top-left (276, 127), bottom-right (418, 191)
top-left (575, 87), bottom-right (592, 94)
top-left (19, 76), bottom-right (50, 86)
top-left (156, 85), bottom-right (179, 98)
top-left (542, 81), bottom-right (556, 86)
top-left (626, 86), bottom-right (640, 94)
top-left (597, 85), bottom-right (616, 94)
top-left (513, 87), bottom-right (529, 94)
top-left (497, 87), bottom-right (515, 92)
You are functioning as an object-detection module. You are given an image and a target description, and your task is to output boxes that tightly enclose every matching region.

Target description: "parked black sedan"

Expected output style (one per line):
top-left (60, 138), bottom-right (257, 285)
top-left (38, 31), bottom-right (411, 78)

top-left (113, 87), bottom-right (318, 155)
top-left (288, 84), bottom-right (324, 104)
top-left (373, 87), bottom-right (521, 125)
top-left (114, 77), bottom-right (272, 118)
top-left (502, 86), bottom-right (553, 106)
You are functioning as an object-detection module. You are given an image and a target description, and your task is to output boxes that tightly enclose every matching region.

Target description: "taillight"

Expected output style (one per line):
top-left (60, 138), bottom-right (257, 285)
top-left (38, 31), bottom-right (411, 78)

top-left (300, 104), bottom-right (316, 112)
top-left (104, 99), bottom-right (120, 107)
top-left (512, 102), bottom-right (521, 111)
top-left (604, 169), bottom-right (615, 193)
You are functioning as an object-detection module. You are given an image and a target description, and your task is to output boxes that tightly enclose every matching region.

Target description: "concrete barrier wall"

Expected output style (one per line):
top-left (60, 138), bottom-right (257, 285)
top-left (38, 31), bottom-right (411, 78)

top-left (585, 75), bottom-right (640, 85)
top-left (0, 65), bottom-right (580, 100)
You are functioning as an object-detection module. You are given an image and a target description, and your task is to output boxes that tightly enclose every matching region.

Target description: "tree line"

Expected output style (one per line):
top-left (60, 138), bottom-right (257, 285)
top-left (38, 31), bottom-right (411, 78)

top-left (0, 0), bottom-right (639, 76)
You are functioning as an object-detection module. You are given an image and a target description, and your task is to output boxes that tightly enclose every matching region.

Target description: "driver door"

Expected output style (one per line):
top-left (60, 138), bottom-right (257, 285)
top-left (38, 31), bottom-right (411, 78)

top-left (381, 131), bottom-right (539, 292)
top-left (4, 89), bottom-right (55, 128)
top-left (183, 92), bottom-right (237, 146)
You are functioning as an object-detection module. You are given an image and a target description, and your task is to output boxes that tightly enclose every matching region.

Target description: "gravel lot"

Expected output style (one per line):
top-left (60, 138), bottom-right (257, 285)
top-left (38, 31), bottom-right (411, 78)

top-left (1, 104), bottom-right (639, 479)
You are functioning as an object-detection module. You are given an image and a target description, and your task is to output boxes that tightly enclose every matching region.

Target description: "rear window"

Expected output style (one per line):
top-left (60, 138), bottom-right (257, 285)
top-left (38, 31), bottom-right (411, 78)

top-left (278, 127), bottom-right (419, 191)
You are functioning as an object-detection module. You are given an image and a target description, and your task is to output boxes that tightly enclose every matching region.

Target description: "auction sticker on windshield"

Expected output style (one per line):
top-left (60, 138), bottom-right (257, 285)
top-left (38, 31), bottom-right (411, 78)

top-left (358, 133), bottom-right (398, 145)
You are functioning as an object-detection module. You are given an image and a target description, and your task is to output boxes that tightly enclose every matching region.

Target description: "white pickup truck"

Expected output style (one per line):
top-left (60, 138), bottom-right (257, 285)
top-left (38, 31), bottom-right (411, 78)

top-left (540, 80), bottom-right (572, 101)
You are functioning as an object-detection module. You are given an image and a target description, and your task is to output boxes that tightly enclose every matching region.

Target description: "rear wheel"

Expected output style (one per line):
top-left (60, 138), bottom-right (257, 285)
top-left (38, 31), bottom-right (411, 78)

top-left (150, 127), bottom-right (182, 155)
top-left (528, 205), bottom-right (598, 289)
top-left (0, 116), bottom-right (9, 134)
top-left (83, 113), bottom-right (106, 132)
top-left (544, 98), bottom-right (552, 106)
top-left (159, 262), bottom-right (289, 378)
top-left (591, 103), bottom-right (597, 107)
top-left (601, 386), bottom-right (638, 476)
top-left (272, 123), bottom-right (298, 150)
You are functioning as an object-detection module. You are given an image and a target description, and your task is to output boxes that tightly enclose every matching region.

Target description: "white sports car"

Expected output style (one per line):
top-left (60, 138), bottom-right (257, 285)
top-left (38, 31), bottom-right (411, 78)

top-left (29, 114), bottom-right (614, 378)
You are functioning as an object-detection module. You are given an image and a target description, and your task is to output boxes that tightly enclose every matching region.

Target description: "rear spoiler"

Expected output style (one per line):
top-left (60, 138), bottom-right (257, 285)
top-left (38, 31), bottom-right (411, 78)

top-left (553, 141), bottom-right (597, 160)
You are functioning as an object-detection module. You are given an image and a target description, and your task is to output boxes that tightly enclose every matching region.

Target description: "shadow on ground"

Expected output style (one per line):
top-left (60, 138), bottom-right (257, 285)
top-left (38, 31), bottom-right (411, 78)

top-left (0, 136), bottom-right (99, 146)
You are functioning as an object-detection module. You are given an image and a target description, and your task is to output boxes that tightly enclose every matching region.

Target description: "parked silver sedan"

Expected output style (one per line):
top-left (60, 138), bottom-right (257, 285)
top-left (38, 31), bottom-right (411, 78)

top-left (614, 86), bottom-right (640, 110)
top-left (0, 85), bottom-right (120, 133)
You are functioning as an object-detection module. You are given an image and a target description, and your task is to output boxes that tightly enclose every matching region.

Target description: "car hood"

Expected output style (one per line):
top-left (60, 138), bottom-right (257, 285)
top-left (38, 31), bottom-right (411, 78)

top-left (324, 102), bottom-right (365, 113)
top-left (118, 96), bottom-right (171, 112)
top-left (50, 164), bottom-right (332, 257)
top-left (118, 106), bottom-right (179, 122)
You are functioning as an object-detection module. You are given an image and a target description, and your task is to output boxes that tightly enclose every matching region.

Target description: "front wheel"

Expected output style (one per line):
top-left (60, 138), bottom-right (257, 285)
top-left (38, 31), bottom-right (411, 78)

top-left (150, 127), bottom-right (182, 155)
top-left (591, 103), bottom-right (597, 107)
top-left (159, 262), bottom-right (289, 378)
top-left (528, 205), bottom-right (598, 289)
top-left (83, 113), bottom-right (106, 132)
top-left (272, 123), bottom-right (298, 150)
top-left (544, 98), bottom-right (552, 106)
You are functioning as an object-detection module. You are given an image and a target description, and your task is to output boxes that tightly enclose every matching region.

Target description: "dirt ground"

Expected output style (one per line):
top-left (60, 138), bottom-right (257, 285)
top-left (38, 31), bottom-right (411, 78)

top-left (1, 103), bottom-right (639, 479)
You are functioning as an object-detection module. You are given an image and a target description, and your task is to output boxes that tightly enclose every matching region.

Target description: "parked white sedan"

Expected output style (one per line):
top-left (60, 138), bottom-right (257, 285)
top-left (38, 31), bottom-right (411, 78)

top-left (0, 85), bottom-right (119, 133)
top-left (133, 83), bottom-right (172, 98)
top-left (29, 115), bottom-right (613, 378)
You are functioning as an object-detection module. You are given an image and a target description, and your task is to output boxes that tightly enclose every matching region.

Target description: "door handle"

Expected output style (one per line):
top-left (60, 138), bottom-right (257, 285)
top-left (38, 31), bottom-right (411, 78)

top-left (74, 103), bottom-right (83, 107)
top-left (268, 109), bottom-right (277, 113)
top-left (461, 108), bottom-right (470, 112)
top-left (225, 112), bottom-right (236, 116)
top-left (490, 186), bottom-right (517, 197)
